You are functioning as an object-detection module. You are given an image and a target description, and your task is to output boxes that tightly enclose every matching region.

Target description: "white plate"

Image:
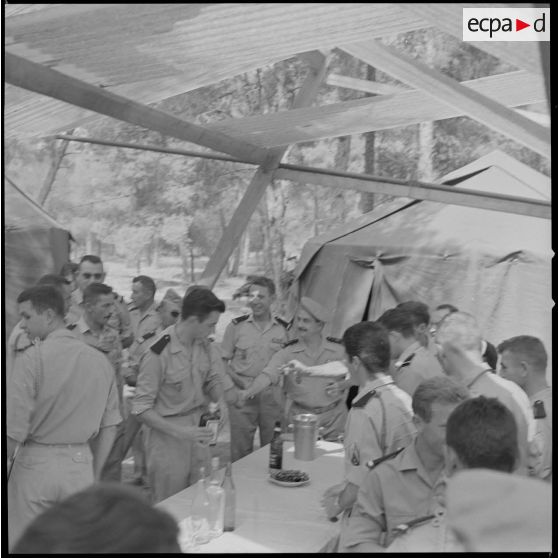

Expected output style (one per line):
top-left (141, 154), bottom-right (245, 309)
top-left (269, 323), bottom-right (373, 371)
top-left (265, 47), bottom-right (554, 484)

top-left (268, 476), bottom-right (310, 488)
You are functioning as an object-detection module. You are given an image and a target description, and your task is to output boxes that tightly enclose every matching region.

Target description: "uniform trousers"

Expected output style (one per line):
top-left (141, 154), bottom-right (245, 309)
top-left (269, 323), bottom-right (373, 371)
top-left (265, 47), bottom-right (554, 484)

top-left (145, 412), bottom-right (204, 504)
top-left (228, 384), bottom-right (283, 462)
top-left (288, 399), bottom-right (347, 442)
top-left (8, 443), bottom-right (93, 550)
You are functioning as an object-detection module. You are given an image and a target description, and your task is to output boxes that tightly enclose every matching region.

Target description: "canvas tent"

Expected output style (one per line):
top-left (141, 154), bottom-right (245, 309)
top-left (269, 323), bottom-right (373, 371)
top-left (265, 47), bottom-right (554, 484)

top-left (4, 179), bottom-right (72, 335)
top-left (291, 151), bottom-right (552, 362)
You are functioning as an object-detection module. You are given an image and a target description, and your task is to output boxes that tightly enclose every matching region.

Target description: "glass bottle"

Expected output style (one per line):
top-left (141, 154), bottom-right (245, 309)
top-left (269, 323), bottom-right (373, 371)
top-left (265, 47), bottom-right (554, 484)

top-left (207, 456), bottom-right (225, 539)
top-left (269, 421), bottom-right (283, 472)
top-left (221, 462), bottom-right (236, 532)
top-left (191, 466), bottom-right (211, 545)
top-left (199, 402), bottom-right (221, 446)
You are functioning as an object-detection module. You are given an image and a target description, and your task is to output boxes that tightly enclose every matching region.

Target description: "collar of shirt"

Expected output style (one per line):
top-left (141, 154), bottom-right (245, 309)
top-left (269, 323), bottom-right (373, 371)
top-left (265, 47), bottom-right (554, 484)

top-left (132, 302), bottom-right (158, 320)
top-left (46, 327), bottom-right (81, 342)
top-left (529, 386), bottom-right (552, 404)
top-left (353, 373), bottom-right (394, 404)
top-left (397, 438), bottom-right (444, 489)
top-left (167, 325), bottom-right (207, 355)
top-left (397, 340), bottom-right (422, 366)
top-left (244, 313), bottom-right (281, 334)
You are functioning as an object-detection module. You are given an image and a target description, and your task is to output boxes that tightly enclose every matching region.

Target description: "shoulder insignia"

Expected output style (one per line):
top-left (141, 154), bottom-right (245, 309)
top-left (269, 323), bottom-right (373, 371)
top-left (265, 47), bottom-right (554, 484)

top-left (366, 446), bottom-right (405, 470)
top-left (150, 334), bottom-right (171, 355)
top-left (326, 336), bottom-right (343, 344)
top-left (350, 444), bottom-right (360, 466)
top-left (66, 323), bottom-right (77, 331)
top-left (15, 342), bottom-right (34, 353)
top-left (282, 338), bottom-right (299, 348)
top-left (275, 316), bottom-right (292, 330)
top-left (140, 331), bottom-right (156, 343)
top-left (533, 400), bottom-right (547, 419)
top-left (232, 314), bottom-right (250, 325)
top-left (396, 352), bottom-right (416, 370)
top-left (351, 389), bottom-right (377, 408)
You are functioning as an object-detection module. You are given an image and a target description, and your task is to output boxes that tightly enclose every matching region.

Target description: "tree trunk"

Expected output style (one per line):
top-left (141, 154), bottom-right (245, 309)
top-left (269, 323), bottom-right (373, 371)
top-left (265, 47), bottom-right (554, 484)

top-left (189, 245), bottom-right (196, 283)
top-left (417, 34), bottom-right (435, 181)
top-left (152, 236), bottom-right (160, 268)
top-left (38, 130), bottom-right (74, 206)
top-left (178, 243), bottom-right (189, 284)
top-left (360, 66), bottom-right (377, 214)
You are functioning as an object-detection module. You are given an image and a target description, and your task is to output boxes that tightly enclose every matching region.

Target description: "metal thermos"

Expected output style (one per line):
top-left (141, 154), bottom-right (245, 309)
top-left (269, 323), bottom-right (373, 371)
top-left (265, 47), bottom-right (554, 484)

top-left (293, 413), bottom-right (318, 461)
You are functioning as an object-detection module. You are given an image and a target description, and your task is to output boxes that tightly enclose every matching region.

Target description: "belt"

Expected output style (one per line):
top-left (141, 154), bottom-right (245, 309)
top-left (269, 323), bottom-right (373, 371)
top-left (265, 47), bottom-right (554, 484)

top-left (294, 399), bottom-right (342, 415)
top-left (164, 406), bottom-right (203, 419)
top-left (24, 441), bottom-right (89, 448)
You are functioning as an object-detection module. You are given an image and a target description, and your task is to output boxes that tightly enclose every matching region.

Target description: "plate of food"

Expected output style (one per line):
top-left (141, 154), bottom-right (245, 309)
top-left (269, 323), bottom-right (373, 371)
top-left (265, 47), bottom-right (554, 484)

top-left (268, 469), bottom-right (310, 487)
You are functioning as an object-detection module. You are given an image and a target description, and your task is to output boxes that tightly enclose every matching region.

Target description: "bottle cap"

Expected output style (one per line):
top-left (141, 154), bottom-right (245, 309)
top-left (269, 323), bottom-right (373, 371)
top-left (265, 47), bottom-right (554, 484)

top-left (209, 402), bottom-right (219, 412)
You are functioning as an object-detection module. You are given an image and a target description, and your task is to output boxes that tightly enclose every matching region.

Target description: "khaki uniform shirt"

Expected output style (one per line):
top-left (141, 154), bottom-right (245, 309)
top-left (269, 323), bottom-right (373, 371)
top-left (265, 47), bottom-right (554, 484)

top-left (262, 337), bottom-right (346, 409)
top-left (531, 387), bottom-right (552, 481)
top-left (344, 374), bottom-right (416, 486)
top-left (6, 321), bottom-right (34, 386)
top-left (340, 439), bottom-right (446, 552)
top-left (128, 302), bottom-right (163, 371)
top-left (7, 328), bottom-right (121, 444)
top-left (220, 314), bottom-right (289, 389)
top-left (131, 325), bottom-right (224, 417)
top-left (68, 316), bottom-right (122, 374)
top-left (393, 341), bottom-right (444, 396)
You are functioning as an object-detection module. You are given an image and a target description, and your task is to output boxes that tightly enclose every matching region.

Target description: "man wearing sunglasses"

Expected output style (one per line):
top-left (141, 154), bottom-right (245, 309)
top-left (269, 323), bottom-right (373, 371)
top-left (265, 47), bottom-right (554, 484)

top-left (157, 288), bottom-right (182, 328)
top-left (67, 255), bottom-right (133, 350)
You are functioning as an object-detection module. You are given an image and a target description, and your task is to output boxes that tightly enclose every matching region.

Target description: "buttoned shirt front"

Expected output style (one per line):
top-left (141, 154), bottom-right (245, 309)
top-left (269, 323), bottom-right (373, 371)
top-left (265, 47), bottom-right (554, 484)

top-left (132, 325), bottom-right (224, 417)
top-left (341, 439), bottom-right (446, 551)
top-left (7, 328), bottom-right (121, 444)
top-left (344, 374), bottom-right (416, 486)
top-left (220, 314), bottom-right (289, 388)
top-left (393, 340), bottom-right (444, 396)
top-left (128, 302), bottom-right (163, 368)
top-left (262, 337), bottom-right (346, 408)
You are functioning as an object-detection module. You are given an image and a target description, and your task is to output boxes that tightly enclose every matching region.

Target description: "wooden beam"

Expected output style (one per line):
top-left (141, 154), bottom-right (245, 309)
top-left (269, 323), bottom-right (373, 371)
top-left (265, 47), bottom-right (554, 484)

top-left (273, 165), bottom-right (550, 220)
top-left (4, 52), bottom-right (268, 165)
top-left (327, 74), bottom-right (408, 95)
top-left (340, 41), bottom-right (550, 158)
top-left (199, 52), bottom-right (330, 288)
top-left (207, 70), bottom-right (545, 147)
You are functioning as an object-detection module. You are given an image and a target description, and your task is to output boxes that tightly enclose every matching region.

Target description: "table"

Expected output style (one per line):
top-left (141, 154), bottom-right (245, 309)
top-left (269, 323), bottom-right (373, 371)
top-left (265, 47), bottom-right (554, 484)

top-left (157, 440), bottom-right (345, 553)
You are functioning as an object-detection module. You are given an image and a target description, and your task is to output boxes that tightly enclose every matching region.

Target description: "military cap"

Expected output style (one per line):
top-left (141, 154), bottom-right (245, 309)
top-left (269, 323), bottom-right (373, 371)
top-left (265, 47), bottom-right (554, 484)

top-left (299, 296), bottom-right (330, 323)
top-left (160, 288), bottom-right (182, 306)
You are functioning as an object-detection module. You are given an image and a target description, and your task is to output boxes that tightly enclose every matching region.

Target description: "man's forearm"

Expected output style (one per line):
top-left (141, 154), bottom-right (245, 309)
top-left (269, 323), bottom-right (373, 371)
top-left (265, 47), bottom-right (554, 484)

top-left (339, 482), bottom-right (359, 511)
top-left (136, 408), bottom-right (182, 438)
top-left (90, 425), bottom-right (117, 480)
top-left (246, 373), bottom-right (272, 397)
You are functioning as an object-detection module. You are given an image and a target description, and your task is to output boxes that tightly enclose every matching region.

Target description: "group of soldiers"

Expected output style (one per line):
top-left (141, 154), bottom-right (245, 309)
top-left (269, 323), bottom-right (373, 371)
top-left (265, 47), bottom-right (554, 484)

top-left (6, 258), bottom-right (552, 552)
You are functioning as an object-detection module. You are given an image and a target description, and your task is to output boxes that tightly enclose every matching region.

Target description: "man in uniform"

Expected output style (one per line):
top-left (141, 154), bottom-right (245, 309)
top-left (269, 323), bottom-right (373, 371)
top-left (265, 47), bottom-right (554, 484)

top-left (7, 286), bottom-right (121, 549)
top-left (339, 376), bottom-right (469, 552)
top-left (240, 297), bottom-right (348, 441)
top-left (157, 288), bottom-right (183, 328)
top-left (67, 254), bottom-right (133, 349)
top-left (220, 276), bottom-right (290, 462)
top-left (497, 335), bottom-right (552, 481)
top-left (131, 288), bottom-right (227, 503)
top-left (321, 321), bottom-right (416, 527)
top-left (379, 306), bottom-right (444, 396)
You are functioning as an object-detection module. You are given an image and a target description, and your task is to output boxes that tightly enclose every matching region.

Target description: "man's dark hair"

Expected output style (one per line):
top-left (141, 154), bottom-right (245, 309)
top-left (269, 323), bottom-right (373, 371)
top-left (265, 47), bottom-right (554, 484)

top-left (378, 307), bottom-right (416, 338)
top-left (247, 276), bottom-right (276, 297)
top-left (182, 288), bottom-right (225, 321)
top-left (436, 303), bottom-right (459, 314)
top-left (412, 376), bottom-right (470, 423)
top-left (446, 396), bottom-right (518, 473)
top-left (37, 274), bottom-right (70, 288)
top-left (132, 275), bottom-right (156, 297)
top-left (12, 483), bottom-right (181, 554)
top-left (17, 285), bottom-right (64, 318)
top-left (397, 300), bottom-right (430, 327)
top-left (497, 335), bottom-right (548, 372)
top-left (59, 261), bottom-right (79, 277)
top-left (342, 321), bottom-right (391, 373)
top-left (83, 283), bottom-right (113, 305)
top-left (185, 284), bottom-right (210, 297)
top-left (79, 254), bottom-right (103, 267)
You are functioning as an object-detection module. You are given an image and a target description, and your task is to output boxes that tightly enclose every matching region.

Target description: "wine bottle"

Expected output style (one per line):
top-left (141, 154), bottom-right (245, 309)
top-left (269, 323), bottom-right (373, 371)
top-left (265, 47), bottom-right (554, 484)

top-left (207, 456), bottom-right (225, 539)
top-left (221, 462), bottom-right (236, 532)
top-left (269, 421), bottom-right (283, 472)
top-left (199, 402), bottom-right (221, 446)
top-left (191, 466), bottom-right (211, 545)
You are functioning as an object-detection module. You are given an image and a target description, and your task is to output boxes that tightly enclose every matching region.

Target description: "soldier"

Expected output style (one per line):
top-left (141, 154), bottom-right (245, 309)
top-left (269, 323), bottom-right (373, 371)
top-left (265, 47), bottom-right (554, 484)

top-left (131, 288), bottom-right (227, 503)
top-left (67, 255), bottom-right (133, 349)
top-left (221, 276), bottom-right (290, 462)
top-left (339, 377), bottom-right (469, 552)
top-left (379, 306), bottom-right (444, 397)
top-left (7, 286), bottom-right (121, 549)
top-left (239, 297), bottom-right (347, 441)
top-left (397, 301), bottom-right (433, 350)
top-left (157, 288), bottom-right (183, 328)
top-left (321, 321), bottom-right (416, 528)
top-left (497, 336), bottom-right (552, 481)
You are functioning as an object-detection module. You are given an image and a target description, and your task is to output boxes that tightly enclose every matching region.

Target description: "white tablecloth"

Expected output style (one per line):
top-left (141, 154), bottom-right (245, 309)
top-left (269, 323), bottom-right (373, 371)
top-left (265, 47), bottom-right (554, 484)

top-left (157, 440), bottom-right (345, 553)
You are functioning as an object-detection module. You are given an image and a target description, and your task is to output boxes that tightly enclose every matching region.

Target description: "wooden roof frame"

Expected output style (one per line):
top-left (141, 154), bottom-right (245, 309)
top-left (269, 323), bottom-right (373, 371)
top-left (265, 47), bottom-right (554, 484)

top-left (4, 3), bottom-right (551, 287)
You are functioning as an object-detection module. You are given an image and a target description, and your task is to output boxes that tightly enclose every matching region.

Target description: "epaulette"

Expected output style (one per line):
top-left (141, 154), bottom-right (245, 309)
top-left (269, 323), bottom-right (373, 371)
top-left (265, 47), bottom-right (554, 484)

top-left (232, 314), bottom-right (250, 325)
top-left (66, 323), bottom-right (77, 331)
top-left (366, 446), bottom-right (404, 470)
top-left (275, 316), bottom-right (292, 330)
top-left (15, 341), bottom-right (34, 353)
top-left (139, 331), bottom-right (157, 344)
top-left (282, 338), bottom-right (299, 348)
top-left (326, 336), bottom-right (343, 344)
top-left (396, 352), bottom-right (416, 370)
top-left (128, 303), bottom-right (138, 311)
top-left (351, 389), bottom-right (377, 408)
top-left (533, 400), bottom-right (547, 419)
top-left (150, 334), bottom-right (171, 355)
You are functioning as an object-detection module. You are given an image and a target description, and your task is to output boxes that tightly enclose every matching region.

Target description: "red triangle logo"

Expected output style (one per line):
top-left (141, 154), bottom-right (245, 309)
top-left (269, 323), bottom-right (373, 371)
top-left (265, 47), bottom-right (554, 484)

top-left (516, 19), bottom-right (530, 31)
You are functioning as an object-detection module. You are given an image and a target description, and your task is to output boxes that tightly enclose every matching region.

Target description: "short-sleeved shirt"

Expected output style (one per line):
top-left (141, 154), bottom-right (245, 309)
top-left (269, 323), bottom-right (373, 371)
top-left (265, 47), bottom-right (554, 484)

top-left (262, 337), bottom-right (346, 408)
top-left (68, 316), bottom-right (122, 374)
top-left (393, 341), bottom-right (444, 396)
top-left (344, 374), bottom-right (416, 486)
top-left (340, 439), bottom-right (446, 552)
top-left (530, 387), bottom-right (552, 481)
top-left (128, 302), bottom-right (163, 368)
top-left (6, 320), bottom-right (34, 385)
top-left (7, 328), bottom-right (122, 444)
top-left (131, 325), bottom-right (224, 417)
